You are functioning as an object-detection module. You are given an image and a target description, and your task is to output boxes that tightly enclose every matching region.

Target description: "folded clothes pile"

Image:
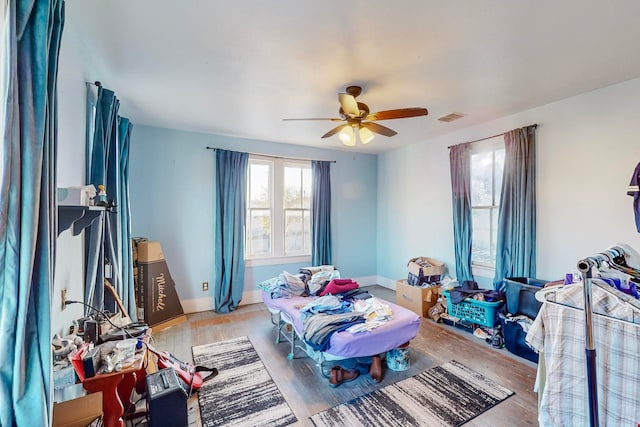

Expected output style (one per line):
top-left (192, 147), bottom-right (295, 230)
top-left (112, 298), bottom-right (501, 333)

top-left (319, 278), bottom-right (359, 296)
top-left (258, 271), bottom-right (308, 299)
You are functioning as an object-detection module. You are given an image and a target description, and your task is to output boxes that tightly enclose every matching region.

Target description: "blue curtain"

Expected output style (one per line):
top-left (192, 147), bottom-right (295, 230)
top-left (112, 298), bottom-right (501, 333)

top-left (494, 125), bottom-right (537, 289)
top-left (85, 86), bottom-right (118, 310)
top-left (214, 149), bottom-right (248, 313)
top-left (84, 87), bottom-right (135, 320)
top-left (88, 87), bottom-right (118, 192)
top-left (117, 117), bottom-right (135, 319)
top-left (0, 0), bottom-right (64, 425)
top-left (311, 161), bottom-right (332, 266)
top-left (449, 143), bottom-right (474, 283)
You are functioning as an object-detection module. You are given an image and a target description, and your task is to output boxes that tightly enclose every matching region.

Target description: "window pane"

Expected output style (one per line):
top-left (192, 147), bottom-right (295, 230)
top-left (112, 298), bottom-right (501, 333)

top-left (285, 210), bottom-right (303, 253)
top-left (249, 209), bottom-right (271, 256)
top-left (249, 163), bottom-right (270, 208)
top-left (303, 211), bottom-right (311, 252)
top-left (494, 148), bottom-right (505, 205)
top-left (472, 208), bottom-right (491, 265)
top-left (284, 167), bottom-right (302, 209)
top-left (471, 152), bottom-right (493, 206)
top-left (491, 207), bottom-right (499, 264)
top-left (302, 168), bottom-right (312, 209)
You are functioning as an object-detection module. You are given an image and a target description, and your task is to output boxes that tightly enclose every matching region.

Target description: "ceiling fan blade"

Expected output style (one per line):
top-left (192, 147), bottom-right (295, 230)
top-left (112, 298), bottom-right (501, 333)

top-left (365, 107), bottom-right (428, 121)
top-left (321, 124), bottom-right (349, 138)
top-left (282, 117), bottom-right (344, 122)
top-left (339, 93), bottom-right (360, 117)
top-left (361, 121), bottom-right (397, 137)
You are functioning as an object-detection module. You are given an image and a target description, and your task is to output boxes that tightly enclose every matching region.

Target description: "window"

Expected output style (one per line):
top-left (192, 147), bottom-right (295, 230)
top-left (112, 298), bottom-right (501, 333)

top-left (246, 156), bottom-right (311, 264)
top-left (470, 138), bottom-right (505, 271)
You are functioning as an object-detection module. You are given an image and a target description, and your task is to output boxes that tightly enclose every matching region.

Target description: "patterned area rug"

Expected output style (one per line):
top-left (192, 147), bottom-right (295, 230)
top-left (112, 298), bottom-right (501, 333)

top-left (310, 360), bottom-right (514, 427)
top-left (192, 336), bottom-right (297, 427)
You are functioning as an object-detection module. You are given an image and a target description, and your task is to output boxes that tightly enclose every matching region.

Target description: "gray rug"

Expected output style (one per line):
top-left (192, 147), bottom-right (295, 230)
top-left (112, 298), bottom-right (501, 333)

top-left (310, 360), bottom-right (514, 427)
top-left (192, 336), bottom-right (297, 427)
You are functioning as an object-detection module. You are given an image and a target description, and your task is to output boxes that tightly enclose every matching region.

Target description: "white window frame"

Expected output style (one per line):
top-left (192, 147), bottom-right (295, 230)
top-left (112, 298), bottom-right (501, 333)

top-left (470, 137), bottom-right (504, 278)
top-left (245, 155), bottom-right (312, 267)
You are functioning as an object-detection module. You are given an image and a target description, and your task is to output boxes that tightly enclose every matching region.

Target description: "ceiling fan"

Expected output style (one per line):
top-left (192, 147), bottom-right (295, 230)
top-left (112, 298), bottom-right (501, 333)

top-left (283, 85), bottom-right (428, 146)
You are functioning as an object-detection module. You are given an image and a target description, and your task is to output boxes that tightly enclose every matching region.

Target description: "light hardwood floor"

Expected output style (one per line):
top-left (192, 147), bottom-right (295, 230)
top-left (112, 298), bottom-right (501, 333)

top-left (151, 285), bottom-right (538, 427)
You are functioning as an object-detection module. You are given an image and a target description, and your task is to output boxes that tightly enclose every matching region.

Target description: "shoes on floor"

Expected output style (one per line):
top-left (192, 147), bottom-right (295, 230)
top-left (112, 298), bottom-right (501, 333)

top-left (473, 328), bottom-right (490, 340)
top-left (490, 330), bottom-right (504, 349)
top-left (329, 366), bottom-right (360, 388)
top-left (369, 355), bottom-right (383, 383)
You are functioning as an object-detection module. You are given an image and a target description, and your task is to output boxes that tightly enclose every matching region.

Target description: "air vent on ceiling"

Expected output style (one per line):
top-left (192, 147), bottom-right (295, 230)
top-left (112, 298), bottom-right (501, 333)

top-left (438, 112), bottom-right (466, 122)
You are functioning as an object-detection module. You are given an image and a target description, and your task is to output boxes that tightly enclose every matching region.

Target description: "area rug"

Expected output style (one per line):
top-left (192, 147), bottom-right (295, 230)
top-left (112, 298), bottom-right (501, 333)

top-left (310, 360), bottom-right (514, 427)
top-left (192, 336), bottom-right (297, 427)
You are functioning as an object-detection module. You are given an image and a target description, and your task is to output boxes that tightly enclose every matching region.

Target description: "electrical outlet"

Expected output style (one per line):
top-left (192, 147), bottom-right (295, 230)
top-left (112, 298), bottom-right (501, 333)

top-left (61, 288), bottom-right (67, 310)
top-left (202, 281), bottom-right (209, 291)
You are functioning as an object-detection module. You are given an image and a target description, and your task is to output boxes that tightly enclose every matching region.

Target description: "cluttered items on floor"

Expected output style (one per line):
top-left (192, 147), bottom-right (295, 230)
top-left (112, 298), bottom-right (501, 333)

top-left (406, 256), bottom-right (446, 286)
top-left (147, 345), bottom-right (218, 394)
top-left (395, 257), bottom-right (450, 318)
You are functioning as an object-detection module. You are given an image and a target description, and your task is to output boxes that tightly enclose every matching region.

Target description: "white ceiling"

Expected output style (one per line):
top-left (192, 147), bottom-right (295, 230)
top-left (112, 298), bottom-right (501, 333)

top-left (65, 1), bottom-right (640, 154)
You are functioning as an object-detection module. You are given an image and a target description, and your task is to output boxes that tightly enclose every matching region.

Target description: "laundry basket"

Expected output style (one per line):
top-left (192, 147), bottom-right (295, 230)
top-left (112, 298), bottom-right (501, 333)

top-left (442, 289), bottom-right (502, 328)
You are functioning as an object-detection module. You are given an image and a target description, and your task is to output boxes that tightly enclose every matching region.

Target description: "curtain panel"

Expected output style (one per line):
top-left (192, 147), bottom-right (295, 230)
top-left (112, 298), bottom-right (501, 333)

top-left (494, 125), bottom-right (537, 289)
top-left (213, 149), bottom-right (248, 313)
top-left (311, 160), bottom-right (332, 266)
top-left (84, 86), bottom-right (135, 319)
top-left (0, 0), bottom-right (65, 425)
top-left (117, 117), bottom-right (135, 318)
top-left (85, 87), bottom-right (118, 311)
top-left (449, 144), bottom-right (474, 283)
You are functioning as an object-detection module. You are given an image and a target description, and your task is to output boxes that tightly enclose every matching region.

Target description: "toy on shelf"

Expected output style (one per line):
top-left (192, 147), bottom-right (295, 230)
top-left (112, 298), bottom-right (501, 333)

top-left (96, 184), bottom-right (107, 206)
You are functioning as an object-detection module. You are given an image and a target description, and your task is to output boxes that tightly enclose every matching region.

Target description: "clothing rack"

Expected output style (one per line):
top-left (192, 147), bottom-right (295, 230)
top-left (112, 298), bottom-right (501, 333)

top-left (575, 245), bottom-right (640, 427)
top-left (576, 257), bottom-right (599, 427)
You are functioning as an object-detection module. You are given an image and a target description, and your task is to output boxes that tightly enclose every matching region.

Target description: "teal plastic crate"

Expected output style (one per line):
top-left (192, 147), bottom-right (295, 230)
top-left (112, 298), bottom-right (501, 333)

top-left (442, 289), bottom-right (503, 327)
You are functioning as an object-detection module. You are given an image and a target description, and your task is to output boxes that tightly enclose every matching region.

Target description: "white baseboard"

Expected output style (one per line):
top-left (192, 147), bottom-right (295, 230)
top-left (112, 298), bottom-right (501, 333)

top-left (180, 296), bottom-right (214, 314)
top-left (239, 289), bottom-right (264, 306)
top-left (373, 276), bottom-right (399, 290)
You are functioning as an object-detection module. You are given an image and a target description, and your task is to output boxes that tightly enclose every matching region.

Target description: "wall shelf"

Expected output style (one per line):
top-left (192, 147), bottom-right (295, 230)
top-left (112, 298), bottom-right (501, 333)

top-left (58, 206), bottom-right (106, 236)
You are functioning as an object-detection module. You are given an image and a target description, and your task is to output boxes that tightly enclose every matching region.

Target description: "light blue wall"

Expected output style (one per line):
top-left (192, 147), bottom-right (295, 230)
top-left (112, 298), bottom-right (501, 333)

top-left (129, 125), bottom-right (378, 301)
top-left (377, 77), bottom-right (640, 287)
top-left (53, 24), bottom-right (102, 335)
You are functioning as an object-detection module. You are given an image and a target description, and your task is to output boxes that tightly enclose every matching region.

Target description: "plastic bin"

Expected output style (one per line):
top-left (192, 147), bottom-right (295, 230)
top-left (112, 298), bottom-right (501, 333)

top-left (499, 314), bottom-right (539, 363)
top-left (442, 289), bottom-right (503, 328)
top-left (386, 343), bottom-right (411, 371)
top-left (503, 277), bottom-right (547, 318)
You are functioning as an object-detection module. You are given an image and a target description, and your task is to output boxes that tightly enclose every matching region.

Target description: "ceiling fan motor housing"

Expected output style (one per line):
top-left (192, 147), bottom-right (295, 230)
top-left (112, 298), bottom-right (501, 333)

top-left (339, 102), bottom-right (369, 119)
top-left (284, 85), bottom-right (428, 141)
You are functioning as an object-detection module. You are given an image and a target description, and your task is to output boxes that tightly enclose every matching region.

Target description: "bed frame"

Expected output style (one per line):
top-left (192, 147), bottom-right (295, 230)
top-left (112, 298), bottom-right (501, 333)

top-left (262, 291), bottom-right (421, 363)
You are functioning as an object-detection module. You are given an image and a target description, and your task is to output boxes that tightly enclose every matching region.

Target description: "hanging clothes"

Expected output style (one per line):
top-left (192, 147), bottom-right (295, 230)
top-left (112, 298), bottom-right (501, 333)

top-left (627, 161), bottom-right (640, 233)
top-left (526, 282), bottom-right (640, 426)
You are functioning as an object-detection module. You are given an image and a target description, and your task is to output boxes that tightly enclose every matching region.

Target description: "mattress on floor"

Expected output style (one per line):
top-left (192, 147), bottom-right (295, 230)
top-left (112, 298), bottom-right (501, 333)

top-left (262, 291), bottom-right (421, 358)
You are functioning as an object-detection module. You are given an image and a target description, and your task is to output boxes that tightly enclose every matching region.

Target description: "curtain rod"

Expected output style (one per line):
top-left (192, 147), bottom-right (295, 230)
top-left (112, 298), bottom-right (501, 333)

top-left (447, 124), bottom-right (538, 149)
top-left (85, 81), bottom-right (102, 87)
top-left (205, 146), bottom-right (336, 163)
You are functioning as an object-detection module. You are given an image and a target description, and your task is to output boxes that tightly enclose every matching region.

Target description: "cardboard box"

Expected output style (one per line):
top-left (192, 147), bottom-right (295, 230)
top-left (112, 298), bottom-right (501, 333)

top-left (396, 279), bottom-right (441, 317)
top-left (137, 240), bottom-right (163, 262)
top-left (407, 257), bottom-right (446, 278)
top-left (53, 392), bottom-right (103, 427)
top-left (136, 241), bottom-right (187, 329)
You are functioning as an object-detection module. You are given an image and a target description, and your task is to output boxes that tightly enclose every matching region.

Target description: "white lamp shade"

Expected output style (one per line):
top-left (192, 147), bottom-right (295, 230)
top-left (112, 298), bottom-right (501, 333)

top-left (359, 126), bottom-right (375, 145)
top-left (339, 126), bottom-right (356, 146)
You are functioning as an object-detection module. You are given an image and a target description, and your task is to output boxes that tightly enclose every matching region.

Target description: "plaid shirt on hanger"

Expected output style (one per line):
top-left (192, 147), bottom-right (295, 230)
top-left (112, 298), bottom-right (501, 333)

top-left (526, 282), bottom-right (640, 426)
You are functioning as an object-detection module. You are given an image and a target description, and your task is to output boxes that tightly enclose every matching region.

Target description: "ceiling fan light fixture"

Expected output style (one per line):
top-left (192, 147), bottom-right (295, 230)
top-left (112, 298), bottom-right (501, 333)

top-left (359, 126), bottom-right (375, 145)
top-left (338, 126), bottom-right (355, 146)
